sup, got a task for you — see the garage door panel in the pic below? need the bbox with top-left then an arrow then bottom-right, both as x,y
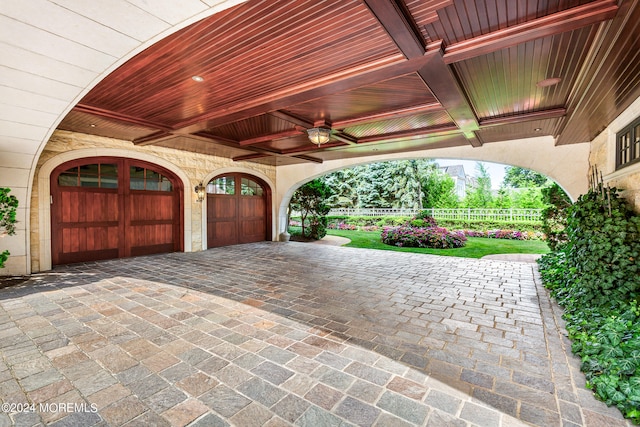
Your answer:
52,158 -> 182,265
208,197 -> 236,220
239,219 -> 266,243
208,221 -> 237,247
207,174 -> 268,249
61,225 -> 119,253
130,193 -> 174,221
239,197 -> 264,218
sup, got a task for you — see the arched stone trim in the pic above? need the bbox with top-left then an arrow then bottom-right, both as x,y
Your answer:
37,148 -> 192,271
200,167 -> 276,248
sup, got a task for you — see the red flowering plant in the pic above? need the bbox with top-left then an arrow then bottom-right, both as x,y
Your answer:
381,213 -> 466,249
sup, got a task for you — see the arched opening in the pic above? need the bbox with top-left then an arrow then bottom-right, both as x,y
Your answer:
206,173 -> 272,248
50,157 -> 184,265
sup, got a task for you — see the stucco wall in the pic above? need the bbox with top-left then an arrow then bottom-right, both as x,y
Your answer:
590,95 -> 640,211
30,130 -> 276,272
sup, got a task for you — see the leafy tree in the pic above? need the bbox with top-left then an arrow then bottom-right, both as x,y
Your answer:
510,187 -> 546,209
420,165 -> 459,208
541,183 -> 572,250
491,187 -> 513,209
463,163 -> 493,208
0,188 -> 19,268
289,179 -> 334,239
354,163 -> 396,208
322,168 -> 360,208
389,160 -> 423,209
503,166 -> 549,188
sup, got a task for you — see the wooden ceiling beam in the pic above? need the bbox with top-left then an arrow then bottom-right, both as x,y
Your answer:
442,0 -> 618,64
133,131 -> 174,146
175,53 -> 433,132
280,141 -> 347,155
194,131 -> 323,163
330,133 -> 358,145
363,0 -> 426,59
74,104 -> 172,132
479,108 -> 567,127
417,43 -> 481,146
238,127 -> 305,146
362,1 -> 481,148
332,102 -> 443,129
232,153 -> 271,161
356,123 -> 459,143
292,154 -> 324,164
269,111 -> 315,128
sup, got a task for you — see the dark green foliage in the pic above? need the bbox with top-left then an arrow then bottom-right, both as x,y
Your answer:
290,179 -> 334,240
410,212 -> 437,228
537,186 -> 640,423
565,187 -> 640,307
325,216 -> 543,233
541,183 -> 572,251
0,188 -> 19,268
463,163 -> 493,208
435,219 -> 543,233
503,166 -> 549,188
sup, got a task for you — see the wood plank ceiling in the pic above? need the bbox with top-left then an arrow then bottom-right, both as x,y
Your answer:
57,0 -> 640,165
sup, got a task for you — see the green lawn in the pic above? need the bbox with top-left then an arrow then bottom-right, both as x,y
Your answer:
325,229 -> 550,258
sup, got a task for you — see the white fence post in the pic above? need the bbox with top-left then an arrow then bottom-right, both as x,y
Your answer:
326,208 -> 542,221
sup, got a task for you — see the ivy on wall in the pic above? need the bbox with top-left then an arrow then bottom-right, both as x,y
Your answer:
538,182 -> 640,423
0,188 -> 19,268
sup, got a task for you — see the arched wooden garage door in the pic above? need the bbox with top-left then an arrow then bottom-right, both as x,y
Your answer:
51,157 -> 183,265
207,173 -> 271,248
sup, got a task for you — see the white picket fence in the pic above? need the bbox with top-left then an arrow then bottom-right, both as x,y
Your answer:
327,208 -> 542,222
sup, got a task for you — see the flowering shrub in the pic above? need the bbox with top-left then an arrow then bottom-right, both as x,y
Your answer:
327,222 -> 357,230
360,225 -> 380,232
381,226 -> 466,249
459,229 -> 544,240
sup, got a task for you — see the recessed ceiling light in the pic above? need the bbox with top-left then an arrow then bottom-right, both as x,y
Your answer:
191,75 -> 204,82
534,127 -> 542,132
536,77 -> 561,88
90,124 -> 96,128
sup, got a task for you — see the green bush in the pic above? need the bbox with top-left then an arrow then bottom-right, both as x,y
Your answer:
381,226 -> 466,249
565,188 -> 640,308
327,216 -> 542,233
431,219 -> 542,233
0,188 -> 19,269
541,183 -> 571,251
537,186 -> 640,423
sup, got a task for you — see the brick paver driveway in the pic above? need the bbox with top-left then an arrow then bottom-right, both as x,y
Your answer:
0,243 -> 632,426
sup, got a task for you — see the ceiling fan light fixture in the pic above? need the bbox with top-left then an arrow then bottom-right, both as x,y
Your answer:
307,127 -> 331,146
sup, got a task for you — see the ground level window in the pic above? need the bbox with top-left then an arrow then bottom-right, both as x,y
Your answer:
616,117 -> 640,169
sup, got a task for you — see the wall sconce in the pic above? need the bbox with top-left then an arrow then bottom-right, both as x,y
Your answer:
194,182 -> 205,202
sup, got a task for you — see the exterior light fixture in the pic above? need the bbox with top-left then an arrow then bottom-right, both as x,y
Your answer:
306,127 -> 331,147
194,182 -> 205,202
